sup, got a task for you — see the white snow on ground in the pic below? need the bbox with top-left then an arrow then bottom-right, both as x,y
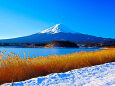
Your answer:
2,62 -> 115,86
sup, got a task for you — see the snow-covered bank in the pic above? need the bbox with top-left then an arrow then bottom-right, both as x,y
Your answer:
2,62 -> 115,86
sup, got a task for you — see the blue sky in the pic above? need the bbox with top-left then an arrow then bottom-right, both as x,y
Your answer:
0,0 -> 115,39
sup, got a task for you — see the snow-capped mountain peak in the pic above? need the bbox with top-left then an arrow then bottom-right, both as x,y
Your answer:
40,24 -> 64,34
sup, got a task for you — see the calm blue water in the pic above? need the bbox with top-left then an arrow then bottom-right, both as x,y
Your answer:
0,48 -> 101,58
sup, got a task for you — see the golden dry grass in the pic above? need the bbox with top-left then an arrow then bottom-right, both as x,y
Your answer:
0,48 -> 115,84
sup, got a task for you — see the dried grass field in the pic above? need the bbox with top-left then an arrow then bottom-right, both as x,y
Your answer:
0,48 -> 115,84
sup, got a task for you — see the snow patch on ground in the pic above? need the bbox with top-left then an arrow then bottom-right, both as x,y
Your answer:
2,62 -> 115,86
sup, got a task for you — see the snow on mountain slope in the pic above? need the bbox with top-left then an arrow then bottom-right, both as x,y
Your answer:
2,62 -> 115,86
0,24 -> 114,43
40,24 -> 64,34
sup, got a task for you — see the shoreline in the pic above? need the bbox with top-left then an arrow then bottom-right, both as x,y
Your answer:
0,48 -> 115,84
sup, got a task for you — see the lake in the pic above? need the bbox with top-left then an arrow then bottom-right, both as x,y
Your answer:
0,48 -> 101,58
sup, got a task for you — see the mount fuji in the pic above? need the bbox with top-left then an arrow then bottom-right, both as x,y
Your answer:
0,24 -> 114,43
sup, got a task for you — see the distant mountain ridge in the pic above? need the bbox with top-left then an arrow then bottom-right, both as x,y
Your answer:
43,40 -> 78,48
0,24 -> 114,43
